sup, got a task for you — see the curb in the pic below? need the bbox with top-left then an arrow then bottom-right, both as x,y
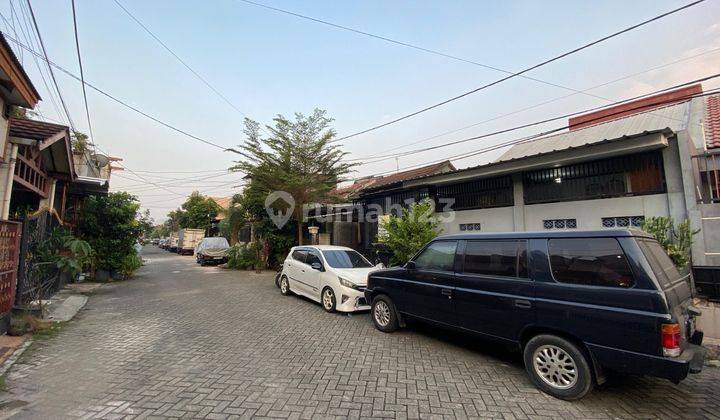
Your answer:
0,339 -> 32,377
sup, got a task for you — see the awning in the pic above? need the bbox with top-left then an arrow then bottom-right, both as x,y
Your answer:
8,118 -> 75,179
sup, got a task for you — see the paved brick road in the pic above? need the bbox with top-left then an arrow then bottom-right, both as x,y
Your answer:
2,246 -> 720,419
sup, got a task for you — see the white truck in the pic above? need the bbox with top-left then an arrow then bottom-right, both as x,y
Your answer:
177,228 -> 205,255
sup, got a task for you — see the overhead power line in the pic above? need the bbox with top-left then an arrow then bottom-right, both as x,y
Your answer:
113,0 -> 256,123
2,33 -> 241,154
360,87 -> 720,179
352,46 -> 720,161
25,0 -> 76,130
333,0 -> 706,142
236,0 -> 646,109
353,73 -> 720,165
70,0 -> 95,144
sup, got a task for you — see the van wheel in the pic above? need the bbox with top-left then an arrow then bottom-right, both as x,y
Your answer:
280,276 -> 291,296
371,295 -> 399,333
523,334 -> 593,401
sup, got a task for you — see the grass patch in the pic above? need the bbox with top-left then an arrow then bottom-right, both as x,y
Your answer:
31,321 -> 65,340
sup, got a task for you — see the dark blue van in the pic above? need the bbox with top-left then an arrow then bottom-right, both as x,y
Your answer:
364,230 -> 705,400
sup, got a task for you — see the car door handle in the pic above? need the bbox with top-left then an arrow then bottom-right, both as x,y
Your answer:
441,288 -> 453,299
514,299 -> 532,309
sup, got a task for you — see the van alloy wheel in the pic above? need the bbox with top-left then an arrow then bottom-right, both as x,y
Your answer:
373,300 -> 391,327
532,345 -> 578,389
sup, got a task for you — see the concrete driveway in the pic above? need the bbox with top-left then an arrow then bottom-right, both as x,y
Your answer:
2,245 -> 720,419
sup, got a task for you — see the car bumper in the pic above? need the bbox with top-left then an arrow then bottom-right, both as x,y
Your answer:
587,339 -> 706,383
336,288 -> 370,312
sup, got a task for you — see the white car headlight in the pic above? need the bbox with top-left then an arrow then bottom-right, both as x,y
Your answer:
338,276 -> 360,290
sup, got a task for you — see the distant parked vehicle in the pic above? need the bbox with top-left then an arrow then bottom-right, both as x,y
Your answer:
364,230 -> 705,400
168,234 -> 179,253
195,237 -> 230,266
278,245 -> 382,313
178,229 -> 204,256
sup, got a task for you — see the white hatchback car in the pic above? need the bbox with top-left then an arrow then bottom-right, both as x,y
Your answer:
279,245 -> 380,313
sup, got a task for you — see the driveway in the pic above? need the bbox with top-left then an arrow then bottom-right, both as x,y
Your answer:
2,246 -> 720,419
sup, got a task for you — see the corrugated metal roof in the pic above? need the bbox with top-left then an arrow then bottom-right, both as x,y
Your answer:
495,100 -> 690,163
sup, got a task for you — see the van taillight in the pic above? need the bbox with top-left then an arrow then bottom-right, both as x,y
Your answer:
661,323 -> 681,357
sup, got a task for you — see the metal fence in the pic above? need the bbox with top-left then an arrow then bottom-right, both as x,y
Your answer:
15,210 -> 65,307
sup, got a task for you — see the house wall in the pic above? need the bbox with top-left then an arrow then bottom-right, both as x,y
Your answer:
522,194 -> 670,230
438,195 -> 670,234
439,206 -> 515,234
0,96 -> 7,161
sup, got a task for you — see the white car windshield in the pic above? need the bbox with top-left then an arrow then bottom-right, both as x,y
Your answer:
322,250 -> 372,268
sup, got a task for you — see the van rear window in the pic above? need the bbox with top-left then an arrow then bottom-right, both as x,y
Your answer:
548,238 -> 634,288
637,239 -> 684,289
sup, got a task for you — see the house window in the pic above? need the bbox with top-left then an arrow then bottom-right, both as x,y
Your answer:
543,219 -> 577,230
523,151 -> 666,205
601,215 -> 645,228
436,175 -> 513,211
459,223 -> 482,231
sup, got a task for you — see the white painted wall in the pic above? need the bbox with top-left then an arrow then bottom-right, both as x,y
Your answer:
524,194 -> 670,230
437,194 -> 670,234
439,206 -> 515,234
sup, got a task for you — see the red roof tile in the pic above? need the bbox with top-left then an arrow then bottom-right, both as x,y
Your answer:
330,161 -> 456,200
569,84 -> 702,130
706,95 -> 720,149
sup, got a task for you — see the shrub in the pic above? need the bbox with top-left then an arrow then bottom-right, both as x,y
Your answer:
377,199 -> 442,266
119,254 -> 142,278
79,192 -> 142,272
642,217 -> 699,269
226,242 -> 262,270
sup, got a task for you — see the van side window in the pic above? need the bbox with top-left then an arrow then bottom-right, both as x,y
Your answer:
548,238 -> 634,288
414,241 -> 457,271
291,250 -> 307,263
464,241 -> 527,278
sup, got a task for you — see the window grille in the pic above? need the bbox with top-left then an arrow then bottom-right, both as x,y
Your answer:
543,219 -> 577,229
601,215 -> 645,228
436,175 -> 513,211
524,151 -> 665,204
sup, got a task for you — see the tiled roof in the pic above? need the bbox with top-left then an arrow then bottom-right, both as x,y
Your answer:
331,161 -> 456,199
706,95 -> 720,149
362,161 -> 456,191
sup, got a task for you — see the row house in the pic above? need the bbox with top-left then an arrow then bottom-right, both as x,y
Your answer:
0,33 -> 115,331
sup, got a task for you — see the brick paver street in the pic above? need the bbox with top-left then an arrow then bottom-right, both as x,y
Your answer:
2,246 -> 720,419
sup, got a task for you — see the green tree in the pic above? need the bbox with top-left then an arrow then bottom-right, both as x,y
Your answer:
137,209 -> 155,238
231,109 -> 354,244
377,199 -> 442,266
72,131 -> 90,154
79,192 -> 143,272
175,192 -> 222,231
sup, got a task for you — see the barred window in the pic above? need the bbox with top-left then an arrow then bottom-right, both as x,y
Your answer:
436,176 -> 513,211
523,151 -> 665,204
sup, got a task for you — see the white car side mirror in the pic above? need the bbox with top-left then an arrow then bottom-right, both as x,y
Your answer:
375,263 -> 386,269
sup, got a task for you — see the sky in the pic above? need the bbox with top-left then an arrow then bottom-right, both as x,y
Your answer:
0,0 -> 718,222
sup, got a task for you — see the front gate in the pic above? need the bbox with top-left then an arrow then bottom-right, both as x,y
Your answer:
15,209 -> 64,308
0,221 -> 21,333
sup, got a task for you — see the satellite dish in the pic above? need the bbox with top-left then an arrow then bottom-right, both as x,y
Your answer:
91,153 -> 110,167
